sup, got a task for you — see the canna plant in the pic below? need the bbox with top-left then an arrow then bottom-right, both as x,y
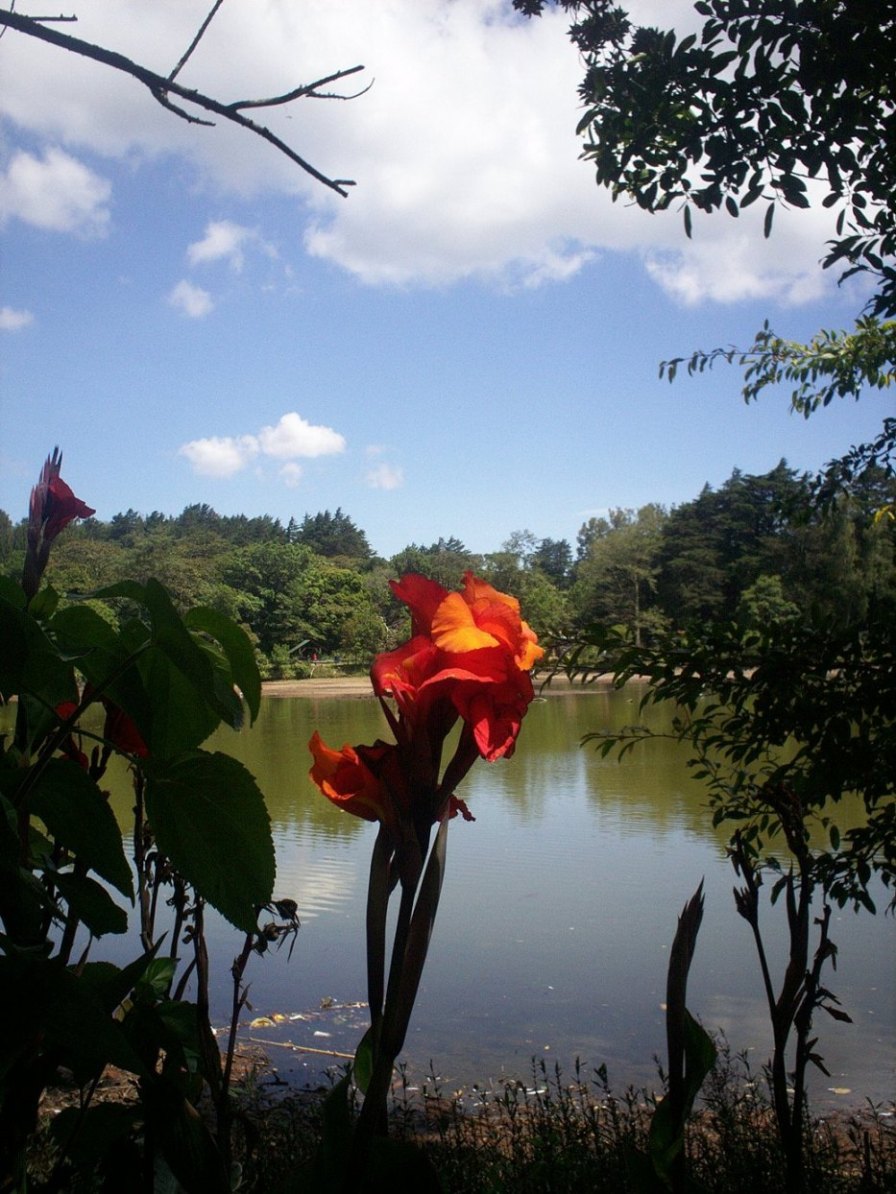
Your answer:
308,571 -> 543,1189
0,450 -> 283,1192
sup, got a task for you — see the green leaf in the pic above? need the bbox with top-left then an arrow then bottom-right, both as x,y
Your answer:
80,945 -> 162,1015
50,604 -> 152,735
28,584 -> 61,621
81,581 -> 242,751
682,1009 -> 717,1111
145,751 -> 274,933
763,201 -> 775,237
54,872 -> 128,937
185,606 -> 262,723
29,759 -> 133,899
134,956 -> 179,1004
140,649 -> 220,758
353,1025 -> 377,1096
141,580 -> 243,728
0,588 -> 77,721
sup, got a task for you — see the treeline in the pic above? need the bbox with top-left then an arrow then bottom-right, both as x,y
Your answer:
1,460 -> 893,676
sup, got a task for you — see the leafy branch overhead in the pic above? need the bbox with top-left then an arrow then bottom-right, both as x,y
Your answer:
0,4 -> 368,196
661,318 -> 896,416
516,0 -> 896,415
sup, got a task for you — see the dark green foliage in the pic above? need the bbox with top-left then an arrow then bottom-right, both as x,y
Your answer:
517,0 -> 896,320
293,507 -> 372,560
516,0 -> 895,418
1,455 -> 892,669
0,548 -> 281,1188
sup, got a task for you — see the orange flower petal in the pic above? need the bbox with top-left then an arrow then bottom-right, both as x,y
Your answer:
431,592 -> 500,653
308,731 -> 386,822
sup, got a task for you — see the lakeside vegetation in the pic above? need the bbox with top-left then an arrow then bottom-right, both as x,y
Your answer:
2,458 -> 893,679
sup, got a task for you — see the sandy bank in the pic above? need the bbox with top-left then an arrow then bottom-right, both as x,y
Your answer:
261,672 -> 629,699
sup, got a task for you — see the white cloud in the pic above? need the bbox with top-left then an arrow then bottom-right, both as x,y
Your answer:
257,411 -> 346,459
366,462 -> 403,490
0,306 -> 34,331
168,279 -> 214,318
178,434 -> 258,478
0,0 -> 842,302
187,219 -> 274,271
279,462 -> 303,487
179,411 -> 345,481
0,147 -> 110,235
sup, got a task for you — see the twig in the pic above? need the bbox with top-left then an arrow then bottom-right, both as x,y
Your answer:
247,1036 -> 354,1060
168,0 -> 224,83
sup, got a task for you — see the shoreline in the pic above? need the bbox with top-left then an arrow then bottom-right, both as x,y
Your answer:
260,671 -> 630,699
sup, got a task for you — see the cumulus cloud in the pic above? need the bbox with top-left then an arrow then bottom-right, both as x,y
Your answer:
187,219 -> 274,271
179,411 -> 345,481
0,0 -> 841,303
178,434 -> 258,478
0,147 -> 110,235
257,411 -> 346,459
168,279 -> 214,318
0,306 -> 34,331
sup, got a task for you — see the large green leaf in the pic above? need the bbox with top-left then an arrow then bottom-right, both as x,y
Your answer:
28,759 -> 133,899
145,751 -> 274,932
141,580 -> 243,728
0,580 -> 28,695
54,872 -> 128,937
139,649 -> 220,758
82,581 -> 245,752
50,604 -> 152,736
185,606 -> 261,723
0,581 -> 77,720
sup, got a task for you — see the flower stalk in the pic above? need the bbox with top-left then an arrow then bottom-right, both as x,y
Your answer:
308,571 -> 542,1184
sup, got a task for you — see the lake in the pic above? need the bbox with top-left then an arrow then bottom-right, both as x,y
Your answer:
26,684 -> 896,1107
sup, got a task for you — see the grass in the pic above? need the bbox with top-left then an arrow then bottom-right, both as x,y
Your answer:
240,1041 -> 896,1193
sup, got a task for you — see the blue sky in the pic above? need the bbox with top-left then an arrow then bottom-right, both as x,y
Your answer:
1,0 -> 890,559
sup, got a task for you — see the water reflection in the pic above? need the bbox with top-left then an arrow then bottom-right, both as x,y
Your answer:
6,688 -> 894,1106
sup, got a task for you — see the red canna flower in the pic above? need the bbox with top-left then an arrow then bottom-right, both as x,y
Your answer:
308,731 -> 473,830
373,572 -> 542,765
102,699 -> 149,759
310,571 -> 540,835
55,700 -> 90,770
29,448 -> 95,544
24,448 -> 95,598
309,732 -> 395,826
392,571 -> 543,672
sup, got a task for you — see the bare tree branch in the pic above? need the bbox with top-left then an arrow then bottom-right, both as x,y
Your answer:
230,68 -> 374,112
0,7 -> 361,195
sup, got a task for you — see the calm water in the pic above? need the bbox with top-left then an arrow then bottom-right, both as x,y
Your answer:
23,689 -> 896,1105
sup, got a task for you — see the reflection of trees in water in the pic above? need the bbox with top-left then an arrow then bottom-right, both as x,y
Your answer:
184,690 -> 861,852
486,691 -> 704,836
